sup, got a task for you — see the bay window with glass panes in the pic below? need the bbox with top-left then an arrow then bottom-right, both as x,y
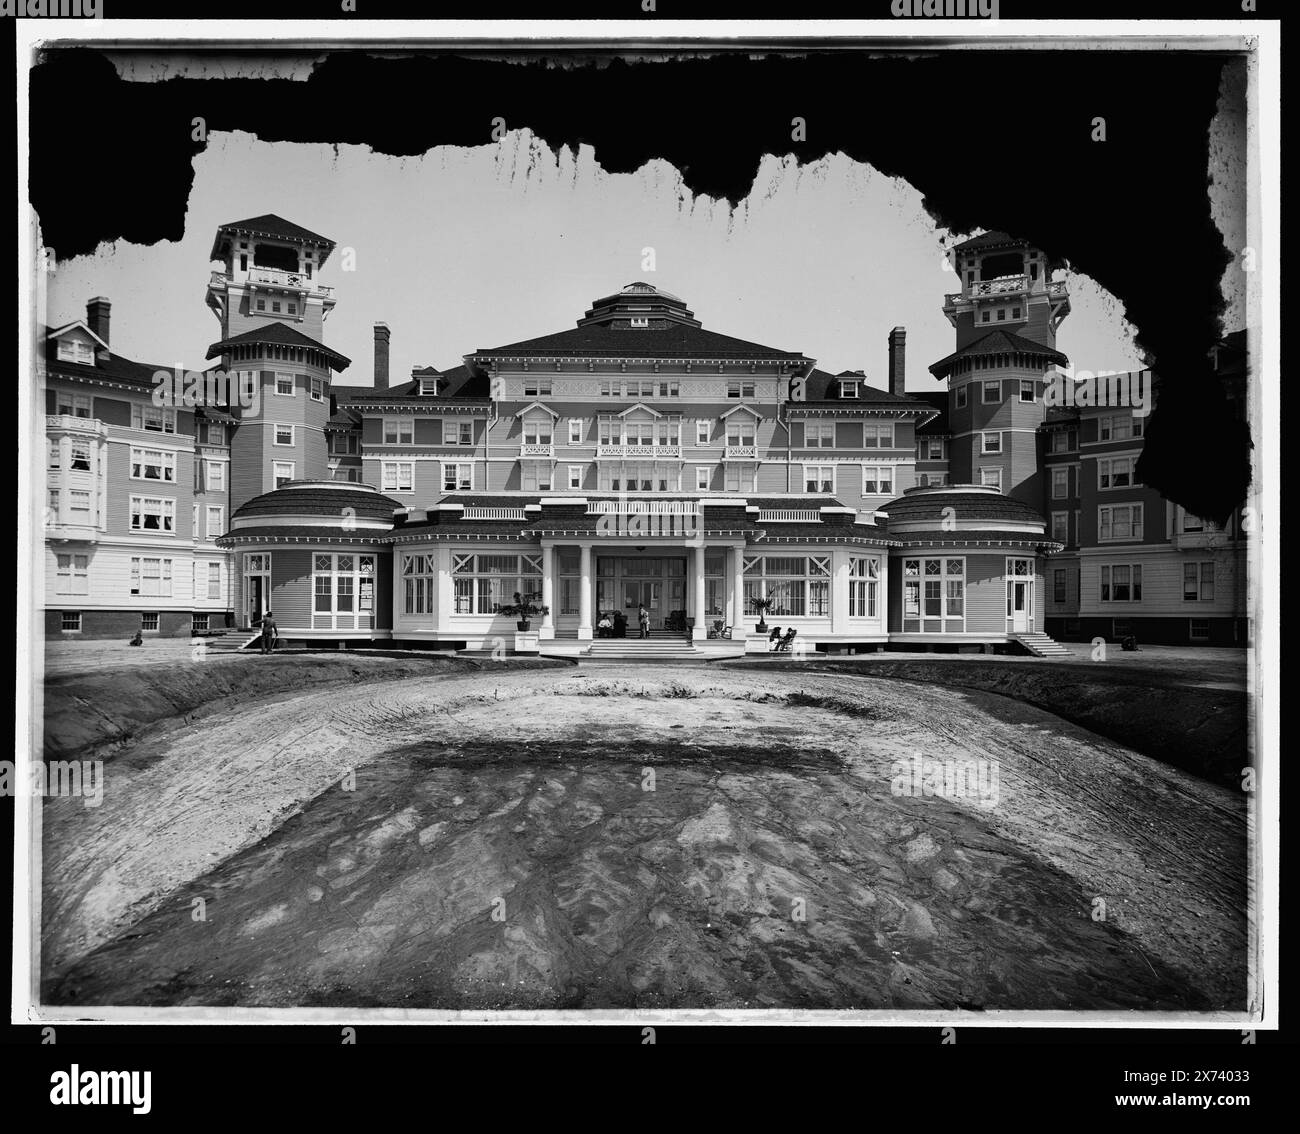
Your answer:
743,555 -> 831,618
848,556 -> 881,619
312,552 -> 377,630
901,557 -> 965,632
451,553 -> 542,616
401,553 -> 438,616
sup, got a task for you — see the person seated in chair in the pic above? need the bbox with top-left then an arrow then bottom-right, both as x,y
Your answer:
128,630 -> 144,647
768,626 -> 783,649
597,613 -> 613,638
775,628 -> 798,653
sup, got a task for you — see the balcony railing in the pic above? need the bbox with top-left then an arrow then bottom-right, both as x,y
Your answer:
596,443 -> 681,459
520,442 -> 555,458
45,520 -> 100,543
587,499 -> 699,515
47,414 -> 107,436
1047,280 -> 1068,297
757,509 -> 820,523
724,444 -> 757,460
971,275 -> 1028,297
463,507 -> 528,521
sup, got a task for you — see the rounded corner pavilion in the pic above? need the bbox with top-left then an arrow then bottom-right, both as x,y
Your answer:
216,480 -> 400,642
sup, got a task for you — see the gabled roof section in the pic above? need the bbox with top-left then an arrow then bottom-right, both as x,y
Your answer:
470,323 -> 811,364
42,324 -> 174,391
46,320 -> 109,351
791,369 -> 939,421
720,403 -> 763,419
615,401 -> 664,418
205,321 -> 351,371
210,214 -> 336,262
928,329 -> 1068,380
335,364 -> 492,407
517,400 -> 560,419
914,392 -> 951,436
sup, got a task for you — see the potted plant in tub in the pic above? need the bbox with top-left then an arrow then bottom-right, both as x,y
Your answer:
751,595 -> 774,634
495,591 -> 550,632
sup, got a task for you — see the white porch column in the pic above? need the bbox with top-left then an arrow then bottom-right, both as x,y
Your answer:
540,544 -> 555,640
832,550 -> 850,638
691,544 -> 707,640
732,545 -> 747,634
577,542 -> 593,640
437,546 -> 454,635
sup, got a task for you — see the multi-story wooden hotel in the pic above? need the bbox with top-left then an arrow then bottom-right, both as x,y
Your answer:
40,216 -> 1248,653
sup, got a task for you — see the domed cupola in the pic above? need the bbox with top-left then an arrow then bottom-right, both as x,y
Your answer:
576,282 -> 703,330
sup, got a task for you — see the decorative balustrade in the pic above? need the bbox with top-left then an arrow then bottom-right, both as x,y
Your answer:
971,275 -> 1028,297
520,443 -> 554,458
462,507 -> 528,521
47,414 -> 107,435
596,443 -> 681,459
757,509 -> 820,523
724,444 -> 757,459
586,499 -> 700,515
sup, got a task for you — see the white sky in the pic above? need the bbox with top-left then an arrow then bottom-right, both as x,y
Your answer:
42,129 -> 1148,390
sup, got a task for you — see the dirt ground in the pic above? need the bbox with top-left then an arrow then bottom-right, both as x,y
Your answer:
39,663 -> 1247,1012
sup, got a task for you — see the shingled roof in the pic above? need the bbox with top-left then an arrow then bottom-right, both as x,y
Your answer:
914,392 -> 951,435
928,329 -> 1068,380
205,321 -> 351,371
471,323 -> 811,363
43,325 -> 174,390
232,482 -> 399,522
209,214 -> 336,261
792,369 -> 938,416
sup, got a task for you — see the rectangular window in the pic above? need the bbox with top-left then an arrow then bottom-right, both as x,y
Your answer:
726,380 -> 757,399
255,298 -> 266,311
1099,503 -> 1144,542
131,404 -> 176,433
927,439 -> 944,460
522,379 -> 553,397
56,391 -> 92,417
69,489 -> 90,514
805,422 -> 835,448
1189,619 -> 1210,641
61,611 -> 81,632
982,432 -> 1002,454
129,447 -> 174,482
238,372 -> 257,401
695,466 -> 711,491
207,561 -> 222,599
382,461 -> 414,492
129,557 -> 173,597
839,380 -> 859,399
55,553 -> 90,595
955,385 -> 968,409
273,461 -> 294,487
980,467 -> 1002,490
443,462 -> 472,491
568,419 -> 583,444
310,377 -> 324,401
206,461 -> 226,491
1100,564 -> 1143,602
522,422 -> 553,446
129,496 -> 175,532
206,505 -> 223,539
1052,467 -> 1068,498
862,466 -> 894,496
696,420 -> 711,445
982,380 -> 1001,403
141,612 -> 160,632
69,440 -> 93,472
1051,512 -> 1069,543
450,553 -> 543,616
1183,561 -> 1215,601
805,465 -> 835,493
274,424 -> 294,446
1020,380 -> 1035,402
192,614 -> 210,634
568,465 -> 584,490
1098,456 -> 1138,489
1053,569 -> 1067,604
275,373 -> 295,396
383,417 -> 413,445
863,422 -> 893,448
848,557 -> 880,619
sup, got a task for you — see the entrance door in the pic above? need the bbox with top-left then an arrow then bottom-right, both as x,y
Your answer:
624,580 -> 662,626
246,575 -> 265,626
1009,580 -> 1030,632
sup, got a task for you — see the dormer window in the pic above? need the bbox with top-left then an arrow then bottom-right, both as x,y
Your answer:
629,317 -> 649,328
839,380 -> 859,399
56,339 -> 95,366
420,378 -> 439,396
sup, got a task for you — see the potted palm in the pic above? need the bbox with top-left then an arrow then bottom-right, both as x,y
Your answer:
751,595 -> 774,633
495,591 -> 549,632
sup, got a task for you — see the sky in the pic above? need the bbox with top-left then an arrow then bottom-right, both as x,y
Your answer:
41,128 -> 1152,391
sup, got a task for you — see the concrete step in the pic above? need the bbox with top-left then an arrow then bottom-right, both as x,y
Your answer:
204,631 -> 264,653
1013,632 -> 1072,658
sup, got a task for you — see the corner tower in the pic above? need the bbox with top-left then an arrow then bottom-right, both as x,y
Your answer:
204,214 -> 350,513
931,232 -> 1071,505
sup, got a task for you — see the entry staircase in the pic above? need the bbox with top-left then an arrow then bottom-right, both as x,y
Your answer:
1012,631 -> 1072,658
584,629 -> 700,662
202,629 -> 264,654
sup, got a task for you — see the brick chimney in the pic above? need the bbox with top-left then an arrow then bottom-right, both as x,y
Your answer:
87,297 -> 111,346
888,326 -> 906,397
373,322 -> 390,391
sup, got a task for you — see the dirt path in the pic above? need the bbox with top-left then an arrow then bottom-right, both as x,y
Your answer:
41,667 -> 1247,1011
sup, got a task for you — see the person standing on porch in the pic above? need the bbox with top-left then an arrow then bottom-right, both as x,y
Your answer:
638,604 -> 650,639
